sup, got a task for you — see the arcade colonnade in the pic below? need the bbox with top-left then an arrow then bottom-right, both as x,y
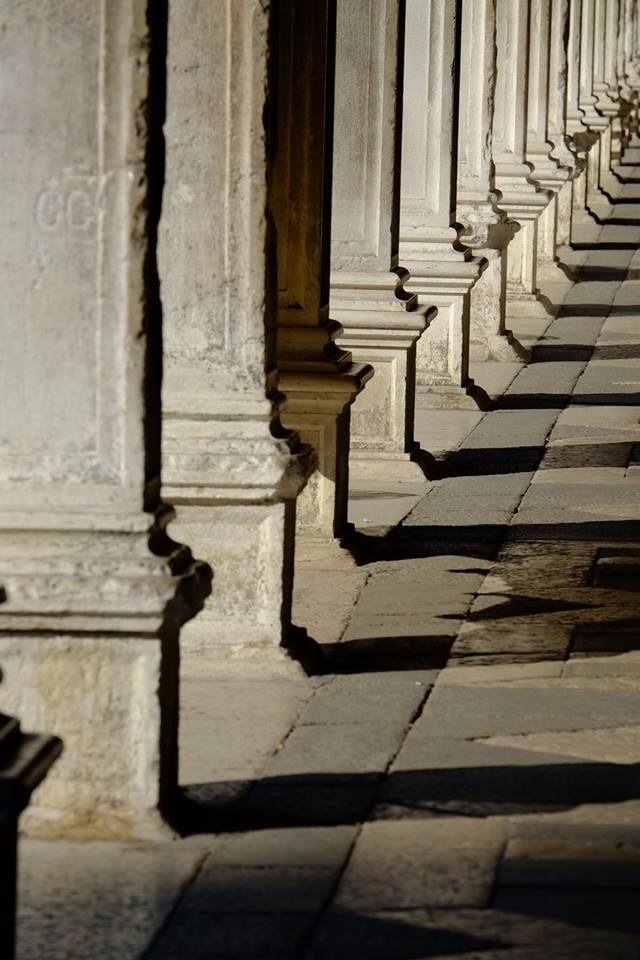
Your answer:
0,0 -> 638,838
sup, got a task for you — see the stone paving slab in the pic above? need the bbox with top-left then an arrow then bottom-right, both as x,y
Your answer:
417,682 -> 640,739
334,818 -> 505,911
17,840 -> 207,960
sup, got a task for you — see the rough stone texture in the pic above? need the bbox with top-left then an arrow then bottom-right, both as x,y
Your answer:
330,0 -> 431,480
274,0 -> 372,561
159,0 -> 315,667
457,0 -> 525,364
335,819 -> 506,910
0,0 -> 209,836
400,0 -> 484,402
17,840 -> 206,960
493,0 -> 552,319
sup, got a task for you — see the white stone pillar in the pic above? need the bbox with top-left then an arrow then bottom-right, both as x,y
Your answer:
614,0 -> 634,158
331,0 -> 433,481
622,0 -> 640,136
399,0 -> 488,406
580,0 -> 610,208
547,0 -> 582,247
455,0 -> 524,363
160,1 -> 321,673
0,0 -> 211,838
593,0 -> 620,181
493,0 -> 552,321
526,0 -> 573,284
274,0 -> 373,567
567,0 -> 596,237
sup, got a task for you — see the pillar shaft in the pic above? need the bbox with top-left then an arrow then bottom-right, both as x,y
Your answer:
400,0 -> 487,406
547,0 -> 581,246
160,1 -> 318,672
526,0 -> 572,279
493,0 -> 552,318
0,0 -> 210,837
273,0 -> 372,565
331,0 -> 432,481
455,0 -> 523,363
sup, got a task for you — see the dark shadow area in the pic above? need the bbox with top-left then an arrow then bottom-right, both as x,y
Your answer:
375,762 -> 640,820
439,593 -> 596,622
555,303 -> 640,316
497,391 -> 640,408
493,887 -> 640,939
350,519 -> 640,567
573,265 -> 640,280
178,761 -> 640,834
589,547 -> 640,591
318,634 -> 453,674
307,912 -> 504,960
445,442 -> 633,476
529,342 -> 593,362
571,619 -> 640,655
571,241 -> 638,250
444,446 -> 543,476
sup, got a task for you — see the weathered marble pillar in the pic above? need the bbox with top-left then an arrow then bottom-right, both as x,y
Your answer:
547,0 -> 582,247
160,2 -> 319,672
593,0 -> 620,182
493,0 -> 553,320
526,0 -> 573,283
580,0 -> 610,207
567,0 -> 596,235
399,0 -> 486,405
0,1 -> 210,837
622,0 -> 640,136
614,0 -> 634,159
331,0 -> 433,480
274,0 -> 372,566
455,0 -> 523,363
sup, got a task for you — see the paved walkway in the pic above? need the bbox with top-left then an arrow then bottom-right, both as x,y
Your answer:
17,165 -> 640,958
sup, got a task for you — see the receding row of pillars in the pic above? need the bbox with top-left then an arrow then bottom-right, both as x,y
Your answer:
0,0 -> 638,838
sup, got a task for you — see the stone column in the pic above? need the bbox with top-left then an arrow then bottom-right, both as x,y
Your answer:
621,0 -> 640,137
0,0 -> 211,837
614,0 -> 634,159
580,0 -> 610,208
593,0 -> 620,182
526,0 -> 573,284
331,0 -> 433,481
399,0 -> 487,406
274,0 -> 373,566
493,0 -> 553,321
455,0 -> 523,363
547,0 -> 582,247
567,0 -> 596,237
160,2 -> 322,674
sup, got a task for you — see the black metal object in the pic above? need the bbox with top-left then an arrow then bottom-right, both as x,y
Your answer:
0,713 -> 62,959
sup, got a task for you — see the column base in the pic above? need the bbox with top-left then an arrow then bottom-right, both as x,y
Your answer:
295,530 -> 359,569
0,633 -> 178,841
168,500 -> 321,675
178,622 -> 324,678
507,292 -> 556,321
416,379 -> 492,411
348,444 -> 435,483
470,332 -> 530,363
